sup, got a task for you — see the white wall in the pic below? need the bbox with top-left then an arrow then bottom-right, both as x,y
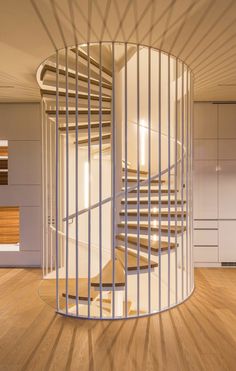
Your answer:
0,103 -> 41,266
118,47 -> 182,176
59,133 -> 112,278
193,103 -> 236,266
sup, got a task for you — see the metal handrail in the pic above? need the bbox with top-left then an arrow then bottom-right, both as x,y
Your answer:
49,224 -> 111,254
63,151 -> 185,223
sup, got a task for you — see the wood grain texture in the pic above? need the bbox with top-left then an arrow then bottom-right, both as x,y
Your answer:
116,246 -> 158,271
0,146 -> 8,156
0,268 -> 236,370
0,207 -> 19,244
116,234 -> 176,252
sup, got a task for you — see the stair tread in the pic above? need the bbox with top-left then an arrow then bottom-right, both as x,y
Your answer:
75,133 -> 111,145
122,167 -> 148,175
71,47 -> 112,77
122,187 -> 175,194
40,64 -> 112,89
62,278 -> 99,301
41,88 -> 111,102
116,246 -> 158,271
122,177 -> 164,183
121,199 -> 185,205
116,234 -> 176,252
46,108 -> 111,115
118,223 -> 186,233
94,298 -> 132,315
129,309 -> 147,316
91,259 -> 125,288
120,210 -> 187,217
59,121 -> 111,131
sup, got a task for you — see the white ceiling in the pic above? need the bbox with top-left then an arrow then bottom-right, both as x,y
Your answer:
1,0 -> 236,102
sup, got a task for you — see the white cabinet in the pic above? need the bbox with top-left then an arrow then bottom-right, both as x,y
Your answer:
193,161 -> 218,219
194,247 -> 218,263
218,161 -> 236,219
194,103 -> 236,265
219,139 -> 236,159
194,229 -> 218,246
219,105 -> 236,138
194,139 -> 217,160
194,103 -> 217,138
219,221 -> 236,262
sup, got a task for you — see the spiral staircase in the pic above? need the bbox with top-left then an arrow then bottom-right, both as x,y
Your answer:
38,44 -> 189,318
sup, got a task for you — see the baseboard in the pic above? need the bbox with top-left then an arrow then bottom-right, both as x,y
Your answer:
194,262 -> 221,268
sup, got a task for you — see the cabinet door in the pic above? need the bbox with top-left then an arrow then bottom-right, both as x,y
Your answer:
219,139 -> 236,160
194,103 -> 217,139
194,139 -> 217,160
219,221 -> 236,262
193,161 -> 218,219
219,105 -> 236,139
218,160 -> 236,219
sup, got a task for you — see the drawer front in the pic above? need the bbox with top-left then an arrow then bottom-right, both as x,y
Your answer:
194,220 -> 218,229
194,229 -> 218,246
194,247 -> 218,262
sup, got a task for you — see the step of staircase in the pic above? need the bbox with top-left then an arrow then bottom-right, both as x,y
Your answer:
94,298 -> 132,315
116,246 -> 158,271
62,278 -> 99,302
91,259 -> 125,289
122,167 -> 148,175
40,64 -> 112,90
119,210 -> 187,218
121,198 -> 185,206
117,223 -> 186,236
59,121 -> 111,132
41,88 -> 112,102
122,187 -> 175,194
116,234 -> 176,253
119,208 -> 186,222
71,47 -> 112,78
75,133 -> 111,146
46,108 -> 111,116
122,177 -> 164,184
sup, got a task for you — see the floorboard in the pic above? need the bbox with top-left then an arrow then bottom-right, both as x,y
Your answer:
0,268 -> 235,370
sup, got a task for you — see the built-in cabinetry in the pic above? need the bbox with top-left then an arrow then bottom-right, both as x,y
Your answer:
194,103 -> 236,266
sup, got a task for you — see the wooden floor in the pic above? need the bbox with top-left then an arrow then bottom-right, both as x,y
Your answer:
0,268 -> 236,370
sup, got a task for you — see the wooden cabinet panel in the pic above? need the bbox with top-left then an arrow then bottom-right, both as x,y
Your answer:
0,207 -> 19,244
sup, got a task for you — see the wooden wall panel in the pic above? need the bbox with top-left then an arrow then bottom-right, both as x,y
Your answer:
0,207 -> 19,244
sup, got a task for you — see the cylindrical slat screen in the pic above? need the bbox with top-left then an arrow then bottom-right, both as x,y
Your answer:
37,42 -> 194,319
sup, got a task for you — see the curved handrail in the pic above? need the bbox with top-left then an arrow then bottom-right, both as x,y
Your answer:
63,152 -> 186,223
49,224 -> 111,254
62,120 -> 186,222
